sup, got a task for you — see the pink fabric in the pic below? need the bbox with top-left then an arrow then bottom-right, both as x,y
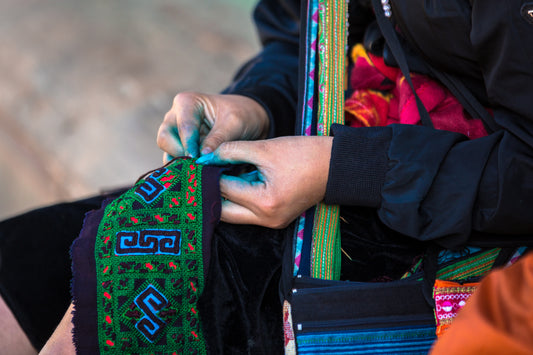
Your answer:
433,280 -> 479,337
346,47 -> 488,139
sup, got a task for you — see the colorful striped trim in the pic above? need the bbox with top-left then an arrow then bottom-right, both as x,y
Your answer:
310,0 -> 347,280
293,0 -> 320,277
315,0 -> 347,137
296,326 -> 436,354
436,248 -> 500,280
433,279 -> 479,337
401,248 -> 502,281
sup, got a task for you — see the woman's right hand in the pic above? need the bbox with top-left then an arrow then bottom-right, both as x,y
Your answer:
157,92 -> 269,160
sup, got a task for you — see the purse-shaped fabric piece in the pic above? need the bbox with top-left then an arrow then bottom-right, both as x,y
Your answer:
71,158 -> 224,354
287,246 -> 530,354
290,277 -> 436,354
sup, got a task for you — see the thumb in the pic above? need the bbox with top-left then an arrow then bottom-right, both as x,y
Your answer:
199,123 -> 234,156
196,141 -> 262,167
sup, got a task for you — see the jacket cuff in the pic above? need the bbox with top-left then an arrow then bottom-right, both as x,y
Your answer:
325,124 -> 391,207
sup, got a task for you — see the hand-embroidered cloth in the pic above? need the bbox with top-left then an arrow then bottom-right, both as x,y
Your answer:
71,158 -> 224,354
433,279 -> 478,337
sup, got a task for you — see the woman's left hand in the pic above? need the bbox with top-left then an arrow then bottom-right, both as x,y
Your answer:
196,136 -> 333,228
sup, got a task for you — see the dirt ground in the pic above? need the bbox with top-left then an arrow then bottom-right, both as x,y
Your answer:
0,0 -> 259,220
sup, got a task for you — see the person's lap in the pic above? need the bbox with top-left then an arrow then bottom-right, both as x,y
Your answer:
0,194 -> 293,353
0,195 -> 107,350
0,194 -> 420,353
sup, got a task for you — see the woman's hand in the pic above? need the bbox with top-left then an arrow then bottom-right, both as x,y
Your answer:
157,92 -> 269,160
197,136 -> 333,228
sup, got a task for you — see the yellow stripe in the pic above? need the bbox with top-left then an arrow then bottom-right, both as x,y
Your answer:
311,0 -> 346,280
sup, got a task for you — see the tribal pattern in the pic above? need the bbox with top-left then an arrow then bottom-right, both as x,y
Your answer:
95,159 -> 207,354
433,280 -> 478,337
310,0 -> 347,281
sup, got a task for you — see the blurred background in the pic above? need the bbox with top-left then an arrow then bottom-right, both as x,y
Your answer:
0,0 -> 259,220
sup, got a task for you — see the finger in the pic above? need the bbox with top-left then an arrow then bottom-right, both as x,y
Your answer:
162,152 -> 175,164
157,112 -> 185,157
217,140 -> 265,165
196,141 -> 262,166
177,122 -> 200,158
219,174 -> 265,214
200,118 -> 238,155
176,111 -> 200,158
198,124 -> 210,143
238,169 -> 260,182
220,199 -> 261,225
173,94 -> 205,158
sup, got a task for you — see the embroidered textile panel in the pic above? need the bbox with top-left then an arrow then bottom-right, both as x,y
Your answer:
310,0 -> 347,281
94,159 -> 207,354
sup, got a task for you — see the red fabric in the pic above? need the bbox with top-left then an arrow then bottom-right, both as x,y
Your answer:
345,45 -> 487,139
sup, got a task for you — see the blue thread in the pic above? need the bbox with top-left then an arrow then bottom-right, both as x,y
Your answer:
195,152 -> 214,165
135,168 -> 169,203
134,284 -> 169,342
115,230 -> 181,256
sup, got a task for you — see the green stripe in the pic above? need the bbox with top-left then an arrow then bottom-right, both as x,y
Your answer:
311,0 -> 346,280
437,248 -> 501,280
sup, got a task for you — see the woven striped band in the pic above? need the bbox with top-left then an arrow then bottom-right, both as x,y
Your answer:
310,0 -> 347,280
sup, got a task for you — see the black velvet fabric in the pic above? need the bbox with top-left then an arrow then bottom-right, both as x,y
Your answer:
0,194 -> 414,353
70,200 -> 108,354
339,206 -> 426,282
0,194 -> 110,350
0,192 -> 292,354
198,222 -> 293,355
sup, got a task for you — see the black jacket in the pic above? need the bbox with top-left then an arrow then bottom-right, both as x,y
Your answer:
224,0 -> 533,248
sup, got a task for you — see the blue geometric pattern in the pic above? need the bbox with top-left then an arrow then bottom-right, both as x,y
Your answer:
134,168 -> 169,203
115,229 -> 181,255
134,284 -> 169,343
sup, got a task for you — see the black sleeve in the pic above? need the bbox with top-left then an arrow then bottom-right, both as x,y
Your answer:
222,0 -> 301,138
325,0 -> 533,248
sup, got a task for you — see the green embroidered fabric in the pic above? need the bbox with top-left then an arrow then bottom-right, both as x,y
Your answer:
436,248 -> 500,281
401,248 -> 502,281
95,159 -> 207,354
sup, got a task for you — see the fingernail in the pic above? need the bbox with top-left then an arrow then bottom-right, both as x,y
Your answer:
185,148 -> 199,159
196,152 -> 214,165
201,147 -> 212,155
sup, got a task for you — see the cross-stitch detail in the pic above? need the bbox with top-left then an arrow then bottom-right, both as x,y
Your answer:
433,279 -> 478,337
283,301 -> 296,355
134,284 -> 169,342
95,159 -> 206,354
115,230 -> 181,256
135,167 -> 171,203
